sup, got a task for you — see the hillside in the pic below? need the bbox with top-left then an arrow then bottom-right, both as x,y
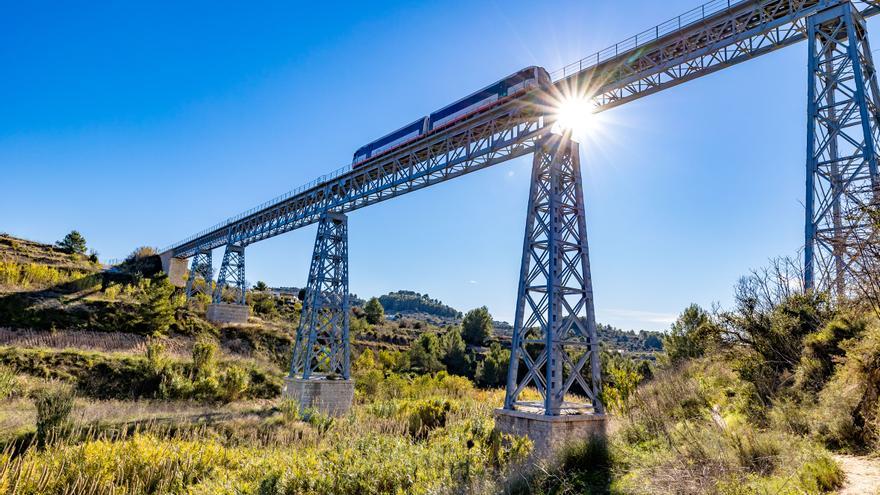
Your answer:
377,290 -> 462,321
2,231 -> 875,494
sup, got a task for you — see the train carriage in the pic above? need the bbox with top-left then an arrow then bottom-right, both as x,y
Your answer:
352,66 -> 551,168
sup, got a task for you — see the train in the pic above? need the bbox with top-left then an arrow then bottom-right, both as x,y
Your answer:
352,65 -> 552,167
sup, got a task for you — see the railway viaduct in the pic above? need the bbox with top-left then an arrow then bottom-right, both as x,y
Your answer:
158,0 -> 880,456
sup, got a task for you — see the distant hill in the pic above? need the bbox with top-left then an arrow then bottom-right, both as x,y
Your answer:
378,290 -> 462,320
597,323 -> 663,354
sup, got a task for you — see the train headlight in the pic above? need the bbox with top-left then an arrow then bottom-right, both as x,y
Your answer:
552,97 -> 597,141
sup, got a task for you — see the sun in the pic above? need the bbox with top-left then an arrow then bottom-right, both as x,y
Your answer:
552,96 -> 598,141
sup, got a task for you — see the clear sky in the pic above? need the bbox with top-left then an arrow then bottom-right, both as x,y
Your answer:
3,0 -> 869,331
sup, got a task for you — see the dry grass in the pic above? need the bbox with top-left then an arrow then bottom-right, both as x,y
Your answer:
0,375 -> 530,495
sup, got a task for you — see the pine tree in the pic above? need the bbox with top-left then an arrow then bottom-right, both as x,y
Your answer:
138,275 -> 176,336
476,342 -> 509,387
462,306 -> 493,346
56,230 -> 87,255
440,327 -> 470,376
365,297 -> 385,324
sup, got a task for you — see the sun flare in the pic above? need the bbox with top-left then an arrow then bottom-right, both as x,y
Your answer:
552,96 -> 598,141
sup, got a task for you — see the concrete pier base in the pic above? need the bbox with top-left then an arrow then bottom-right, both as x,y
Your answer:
494,408 -> 607,459
159,251 -> 189,287
282,377 -> 354,417
206,303 -> 249,324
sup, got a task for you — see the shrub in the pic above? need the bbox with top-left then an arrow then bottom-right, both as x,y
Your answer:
0,365 -> 17,399
602,353 -> 643,414
662,304 -> 720,366
250,292 -> 277,317
795,316 -> 865,392
33,386 -> 75,446
219,365 -> 250,402
475,343 -> 509,387
440,326 -> 471,376
812,322 -> 880,450
191,338 -> 218,381
0,261 -> 83,289
279,399 -> 300,423
408,333 -> 444,374
405,398 -> 451,439
103,283 -> 121,301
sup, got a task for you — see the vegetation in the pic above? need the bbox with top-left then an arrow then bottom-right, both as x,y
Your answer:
33,385 -> 75,446
462,306 -> 493,345
378,290 -> 461,319
0,372 -> 530,495
364,296 -> 384,324
55,230 -> 88,255
2,231 -> 878,493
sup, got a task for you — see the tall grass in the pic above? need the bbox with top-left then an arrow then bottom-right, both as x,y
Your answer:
0,260 -> 86,290
0,374 -> 529,495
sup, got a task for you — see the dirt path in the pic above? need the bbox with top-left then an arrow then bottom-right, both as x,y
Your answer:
835,455 -> 880,495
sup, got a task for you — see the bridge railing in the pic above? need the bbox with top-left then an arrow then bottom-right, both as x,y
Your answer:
549,0 -> 746,81
164,163 -> 353,253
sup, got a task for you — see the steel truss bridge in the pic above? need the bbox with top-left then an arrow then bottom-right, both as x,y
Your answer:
161,0 -> 880,418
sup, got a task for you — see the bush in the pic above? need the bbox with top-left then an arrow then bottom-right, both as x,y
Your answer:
662,304 -> 719,366
405,398 -> 451,439
795,316 -> 864,392
475,343 -> 509,387
191,338 -> 218,381
219,365 -> 250,402
33,386 -> 75,446
408,333 -> 444,374
250,292 -> 277,317
812,322 -> 880,450
0,365 -> 17,399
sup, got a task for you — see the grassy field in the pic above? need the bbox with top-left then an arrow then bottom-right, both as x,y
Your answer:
0,373 -> 532,495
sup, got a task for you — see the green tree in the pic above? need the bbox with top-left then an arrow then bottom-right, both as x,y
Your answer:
476,342 -> 509,387
138,275 -> 176,336
365,297 -> 385,325
601,352 -> 643,414
662,304 -> 719,366
126,246 -> 157,262
250,292 -> 277,317
440,326 -> 471,376
253,281 -> 269,292
56,230 -> 87,255
462,306 -> 493,346
408,333 -> 444,373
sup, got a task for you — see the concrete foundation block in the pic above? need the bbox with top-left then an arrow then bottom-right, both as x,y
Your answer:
159,251 -> 189,287
494,408 -> 607,459
282,377 -> 354,417
206,303 -> 249,324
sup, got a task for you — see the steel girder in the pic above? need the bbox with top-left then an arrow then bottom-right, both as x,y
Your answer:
805,2 -> 880,297
503,134 -> 603,416
169,107 -> 542,259
289,212 -> 351,380
185,248 -> 213,299
561,0 -> 833,111
213,244 -> 246,304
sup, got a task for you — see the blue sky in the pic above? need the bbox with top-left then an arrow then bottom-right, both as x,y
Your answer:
2,0 -> 863,331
